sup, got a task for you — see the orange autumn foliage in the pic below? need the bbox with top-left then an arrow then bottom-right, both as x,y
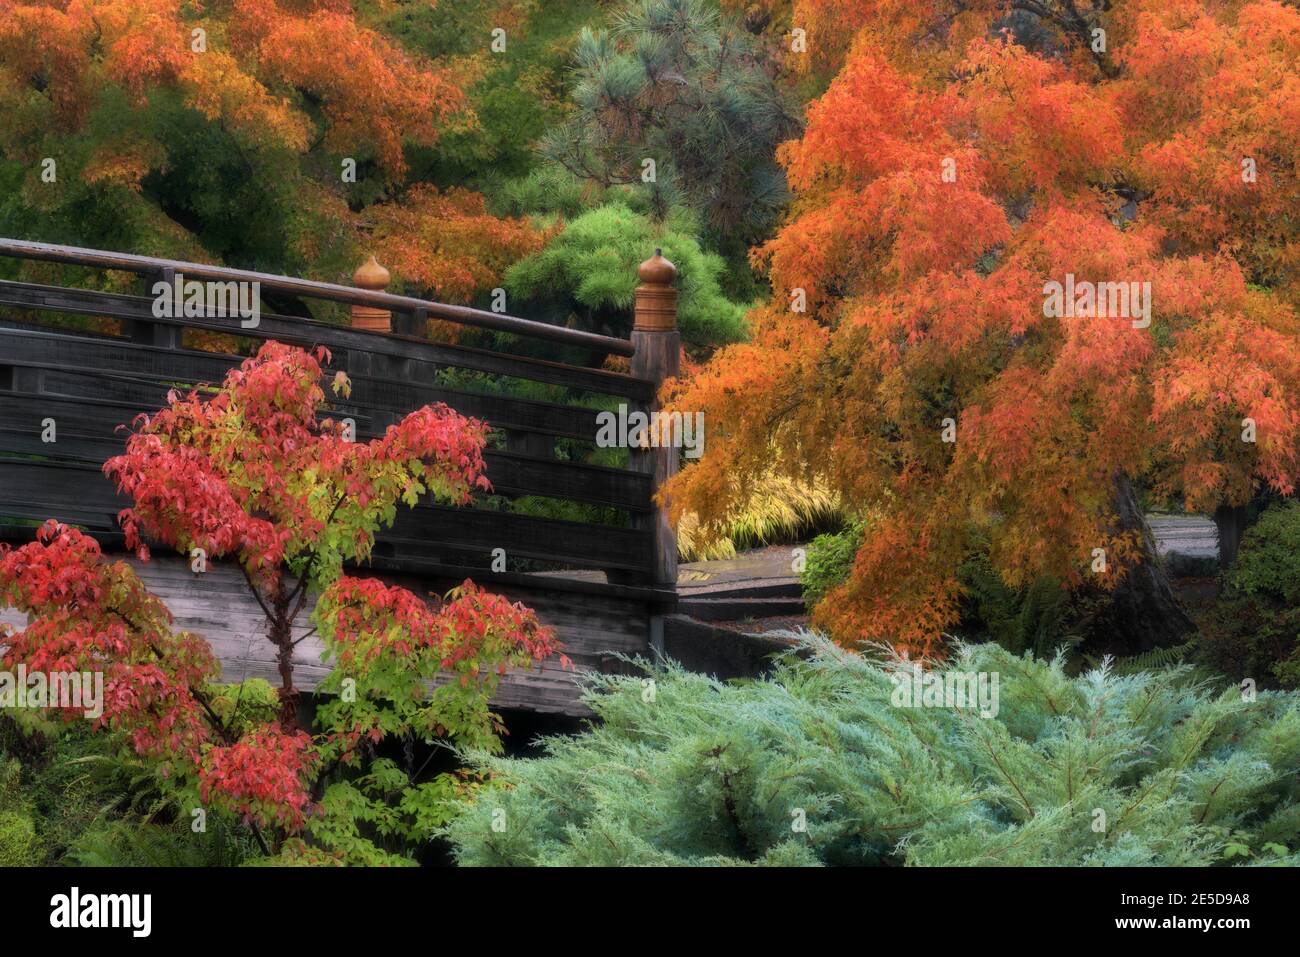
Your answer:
244,5 -> 466,177
0,0 -> 463,178
668,0 -> 1300,658
368,186 -> 548,304
0,0 -> 536,307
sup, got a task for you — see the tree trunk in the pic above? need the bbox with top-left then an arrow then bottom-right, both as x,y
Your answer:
275,632 -> 299,731
269,579 -> 300,731
1101,476 -> 1198,654
1213,503 -> 1248,569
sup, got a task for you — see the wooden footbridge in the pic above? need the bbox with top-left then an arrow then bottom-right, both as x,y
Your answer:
0,238 -> 686,715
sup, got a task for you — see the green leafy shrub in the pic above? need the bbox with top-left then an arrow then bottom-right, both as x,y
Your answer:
800,520 -> 865,606
65,817 -> 259,867
0,809 -> 38,866
207,678 -> 282,736
504,199 -> 749,352
0,714 -> 261,866
1199,501 -> 1300,689
1100,642 -> 1196,675
0,728 -> 104,865
0,757 -> 39,865
444,638 -> 1300,866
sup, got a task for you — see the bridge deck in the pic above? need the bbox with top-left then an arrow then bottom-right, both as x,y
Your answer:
1,555 -> 658,716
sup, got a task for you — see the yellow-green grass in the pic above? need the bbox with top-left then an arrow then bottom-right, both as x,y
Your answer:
677,473 -> 845,561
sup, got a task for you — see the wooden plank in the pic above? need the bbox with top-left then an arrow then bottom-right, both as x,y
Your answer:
1,324 -> 627,441
0,554 -> 651,716
363,505 -> 650,571
479,450 -> 648,510
0,459 -> 651,573
342,378 -> 611,443
0,394 -> 650,511
0,390 -> 373,434
0,281 -> 653,398
38,361 -> 610,444
0,326 -> 238,383
0,314 -> 121,339
30,371 -> 186,406
0,520 -> 673,605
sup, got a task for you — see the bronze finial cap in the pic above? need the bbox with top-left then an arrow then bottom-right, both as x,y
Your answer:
638,248 -> 677,286
352,256 -> 392,332
353,255 -> 390,291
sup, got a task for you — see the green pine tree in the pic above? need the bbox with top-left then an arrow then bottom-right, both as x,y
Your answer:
543,0 -> 800,249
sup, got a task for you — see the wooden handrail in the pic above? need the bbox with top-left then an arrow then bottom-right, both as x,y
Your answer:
0,237 -> 635,357
0,280 -> 655,399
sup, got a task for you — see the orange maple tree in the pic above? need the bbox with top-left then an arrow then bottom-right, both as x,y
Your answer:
670,0 -> 1300,657
367,185 -> 547,305
0,0 -> 538,303
0,0 -> 460,178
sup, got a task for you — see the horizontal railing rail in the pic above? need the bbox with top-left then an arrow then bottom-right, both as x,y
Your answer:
0,238 -> 636,357
0,392 -> 652,512
0,321 -> 637,453
0,279 -> 653,400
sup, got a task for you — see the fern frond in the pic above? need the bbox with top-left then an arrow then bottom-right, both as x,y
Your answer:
1090,642 -> 1195,675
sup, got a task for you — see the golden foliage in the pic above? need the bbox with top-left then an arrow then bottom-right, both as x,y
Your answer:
368,186 -> 549,303
676,469 -> 844,562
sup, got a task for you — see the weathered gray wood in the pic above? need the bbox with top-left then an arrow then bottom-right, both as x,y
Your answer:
0,459 -> 652,575
0,555 -> 650,716
1,325 -> 239,383
505,429 -> 555,460
0,239 -> 636,357
0,281 -> 652,398
26,361 -> 611,444
0,325 -> 652,511
630,328 -> 682,589
0,391 -> 373,436
0,320 -> 640,434
0,394 -> 649,511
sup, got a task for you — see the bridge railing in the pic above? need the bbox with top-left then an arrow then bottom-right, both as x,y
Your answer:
0,239 -> 680,600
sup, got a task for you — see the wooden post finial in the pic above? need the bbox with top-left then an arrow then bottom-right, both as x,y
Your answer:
634,249 -> 678,331
351,255 -> 392,333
